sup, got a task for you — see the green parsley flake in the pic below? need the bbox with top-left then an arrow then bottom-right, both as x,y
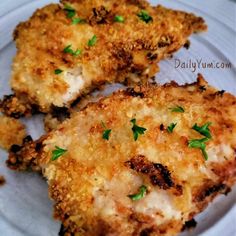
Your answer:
137,10 -> 153,23
101,121 -> 111,140
64,4 -> 76,19
167,123 -> 177,133
114,15 -> 125,23
63,45 -> 81,56
103,129 -> 111,140
170,106 -> 185,113
128,185 -> 147,201
130,118 -> 147,141
188,138 -> 209,160
51,146 -> 67,161
192,122 -> 212,138
72,17 -> 86,25
88,35 -> 97,46
54,69 -> 63,75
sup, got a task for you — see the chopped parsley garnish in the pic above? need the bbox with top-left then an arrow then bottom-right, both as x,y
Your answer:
51,146 -> 67,161
64,4 -> 76,19
188,138 -> 209,160
114,15 -> 125,23
170,106 -> 185,113
128,185 -> 147,201
87,35 -> 97,46
167,123 -> 177,133
130,118 -> 147,141
54,69 -> 63,75
103,129 -> 111,140
63,45 -> 81,56
101,121 -> 111,140
72,17 -> 86,25
137,10 -> 153,23
192,122 -> 212,139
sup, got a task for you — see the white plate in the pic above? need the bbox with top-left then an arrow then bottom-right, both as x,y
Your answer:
0,1 -> 235,236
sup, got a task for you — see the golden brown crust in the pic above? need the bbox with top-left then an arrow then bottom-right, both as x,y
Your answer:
7,74 -> 235,236
0,115 -> 27,150
4,0 -> 207,115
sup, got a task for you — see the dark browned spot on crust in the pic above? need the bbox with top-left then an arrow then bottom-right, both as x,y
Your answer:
205,90 -> 226,101
199,85 -> 206,92
148,76 -> 157,85
58,223 -> 76,236
129,212 -> 153,224
159,124 -> 165,131
31,104 -> 40,115
0,176 -> 6,186
194,183 -> 230,202
183,40 -> 191,50
13,27 -> 20,40
140,227 -> 154,236
147,52 -> 158,61
58,224 -> 67,236
181,218 -> 197,231
127,0 -> 149,8
51,106 -> 71,122
131,64 -> 146,76
214,90 -> 225,97
158,35 -> 172,48
89,6 -> 110,25
70,96 -> 82,108
125,155 -> 174,189
211,158 -> 236,185
174,184 -> 183,196
135,39 -> 158,51
114,48 -> 133,70
10,112 -> 22,119
9,144 -> 22,153
152,163 -> 173,188
35,142 -> 43,152
204,184 -> 226,196
126,88 -> 144,98
23,135 -> 33,144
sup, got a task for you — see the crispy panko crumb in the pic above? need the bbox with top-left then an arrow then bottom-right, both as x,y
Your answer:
0,115 -> 27,150
2,0 -> 207,116
0,175 -> 6,186
7,74 -> 236,236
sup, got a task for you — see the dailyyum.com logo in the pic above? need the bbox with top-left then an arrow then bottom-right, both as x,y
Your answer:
174,58 -> 232,73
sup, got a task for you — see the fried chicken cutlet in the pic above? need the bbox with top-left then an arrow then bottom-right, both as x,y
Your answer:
7,74 -> 236,236
0,0 -> 207,117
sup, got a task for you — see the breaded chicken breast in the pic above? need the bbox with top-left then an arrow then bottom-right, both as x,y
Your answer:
7,74 -> 236,236
0,0 -> 207,116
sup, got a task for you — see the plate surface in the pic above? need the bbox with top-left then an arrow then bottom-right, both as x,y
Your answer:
0,1 -> 235,236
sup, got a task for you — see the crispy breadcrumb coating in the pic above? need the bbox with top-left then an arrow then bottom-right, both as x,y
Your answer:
1,0 -> 207,115
0,115 -> 27,150
7,74 -> 236,236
